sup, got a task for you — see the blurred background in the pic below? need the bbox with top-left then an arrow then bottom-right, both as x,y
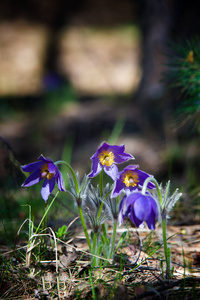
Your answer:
1,0 -> 200,244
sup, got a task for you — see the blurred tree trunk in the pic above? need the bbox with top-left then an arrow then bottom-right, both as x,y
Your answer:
134,0 -> 172,104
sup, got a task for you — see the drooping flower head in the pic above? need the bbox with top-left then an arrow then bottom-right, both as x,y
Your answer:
88,142 -> 134,181
118,191 -> 159,230
112,165 -> 155,197
21,155 -> 65,202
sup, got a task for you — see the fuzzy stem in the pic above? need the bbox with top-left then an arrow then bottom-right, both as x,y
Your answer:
98,170 -> 108,245
99,169 -> 103,197
109,221 -> 117,259
45,201 -> 48,229
162,218 -> 171,279
97,201 -> 104,220
141,177 -> 162,205
92,232 -> 98,267
55,160 -> 79,195
97,198 -> 108,248
142,176 -> 172,279
102,223 -> 108,242
78,205 -> 92,251
55,160 -> 91,251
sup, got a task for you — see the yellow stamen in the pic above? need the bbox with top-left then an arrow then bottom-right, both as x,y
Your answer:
122,171 -> 139,188
98,150 -> 115,167
41,163 -> 54,180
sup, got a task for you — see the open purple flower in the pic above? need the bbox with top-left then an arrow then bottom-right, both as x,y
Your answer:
118,191 -> 159,230
112,165 -> 155,197
88,142 -> 134,181
21,155 -> 65,202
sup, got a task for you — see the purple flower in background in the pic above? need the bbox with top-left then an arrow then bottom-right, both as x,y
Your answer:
21,155 -> 65,202
43,73 -> 63,91
88,142 -> 134,181
112,165 -> 155,197
118,191 -> 159,230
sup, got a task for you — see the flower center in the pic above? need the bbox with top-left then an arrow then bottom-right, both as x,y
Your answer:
98,150 -> 115,167
41,163 -> 54,180
122,171 -> 139,188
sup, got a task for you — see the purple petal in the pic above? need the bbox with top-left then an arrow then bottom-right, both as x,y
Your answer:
123,191 -> 158,229
124,192 -> 139,210
99,142 -> 109,151
110,144 -> 134,163
128,206 -> 144,228
41,178 -> 55,201
104,164 -> 118,181
21,161 -> 43,173
56,170 -> 66,191
150,196 -> 159,218
90,142 -> 109,161
125,187 -> 138,196
48,162 -> 58,175
147,196 -> 159,228
125,185 -> 138,194
112,175 -> 125,197
118,196 -> 128,225
88,158 -> 102,178
136,169 -> 155,189
118,208 -> 124,226
123,165 -> 139,171
22,170 -> 43,187
38,155 -> 53,164
133,196 -> 152,221
145,209 -> 156,230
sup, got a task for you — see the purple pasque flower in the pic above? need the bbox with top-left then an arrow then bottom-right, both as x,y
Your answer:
21,155 -> 65,202
112,165 -> 155,197
88,142 -> 134,181
118,191 -> 159,230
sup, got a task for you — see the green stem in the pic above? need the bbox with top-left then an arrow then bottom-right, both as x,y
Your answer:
98,170 -> 108,245
55,160 -> 92,251
78,205 -> 92,251
92,232 -> 98,266
97,201 -> 104,220
99,169 -> 103,197
97,202 -> 108,251
97,201 -> 108,248
141,177 -> 162,206
142,176 -> 172,278
45,201 -> 48,229
35,192 -> 59,235
28,205 -> 32,242
162,218 -> 171,279
101,223 -> 108,245
55,160 -> 79,195
109,221 -> 117,259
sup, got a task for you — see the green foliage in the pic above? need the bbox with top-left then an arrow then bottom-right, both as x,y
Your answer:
55,224 -> 68,239
169,38 -> 200,130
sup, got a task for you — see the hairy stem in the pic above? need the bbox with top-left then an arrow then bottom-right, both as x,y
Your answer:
109,221 -> 117,259
55,160 -> 79,195
78,205 -> 92,251
92,232 -> 98,267
162,218 -> 171,279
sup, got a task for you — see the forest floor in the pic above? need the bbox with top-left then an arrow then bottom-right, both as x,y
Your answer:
1,222 -> 200,299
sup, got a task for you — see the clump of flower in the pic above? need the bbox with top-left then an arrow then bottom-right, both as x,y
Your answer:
21,141 -> 182,278
21,155 -> 65,201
